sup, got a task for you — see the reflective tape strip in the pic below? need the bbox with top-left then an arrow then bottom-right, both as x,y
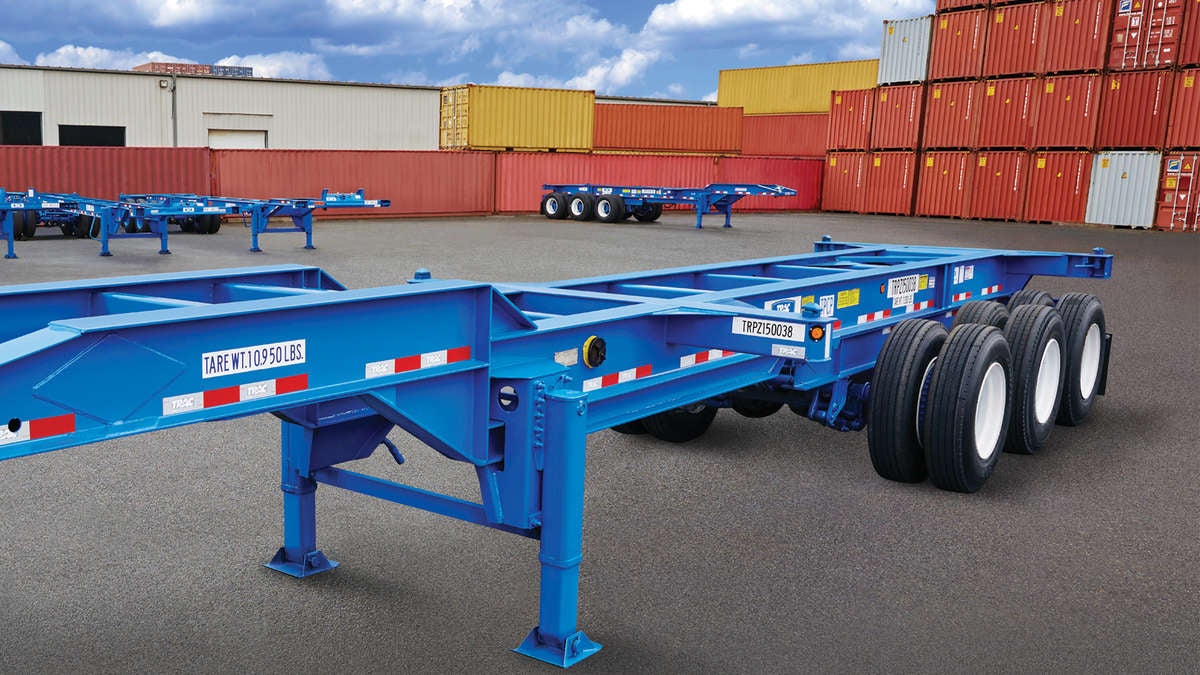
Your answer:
832,319 -> 843,330
365,346 -> 471,379
163,374 -> 308,416
679,349 -> 737,368
856,309 -> 892,325
980,284 -> 1003,296
0,414 -> 76,446
909,300 -> 933,312
952,291 -> 972,302
582,364 -> 653,392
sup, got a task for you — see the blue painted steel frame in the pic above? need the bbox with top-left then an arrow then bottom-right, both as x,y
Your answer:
541,183 -> 798,228
0,240 -> 1113,667
1,188 -> 388,258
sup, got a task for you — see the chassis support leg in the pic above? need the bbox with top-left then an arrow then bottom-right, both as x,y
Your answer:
4,213 -> 16,259
264,421 -> 339,577
249,211 -> 264,253
514,391 -> 601,667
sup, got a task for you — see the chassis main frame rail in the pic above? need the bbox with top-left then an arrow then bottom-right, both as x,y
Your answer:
1,188 -> 388,258
0,240 -> 1112,667
542,182 -> 797,228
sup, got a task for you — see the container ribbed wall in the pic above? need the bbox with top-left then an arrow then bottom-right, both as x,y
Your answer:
440,84 -> 594,151
717,61 -> 880,114
822,152 -> 869,212
1085,150 -> 1163,226
977,77 -> 1038,148
593,104 -> 742,154
923,81 -> 980,148
984,3 -> 1044,76
1096,69 -> 1175,149
864,152 -> 918,214
1166,69 -> 1200,147
1033,74 -> 1102,148
879,16 -> 933,84
1026,151 -> 1093,222
0,146 -> 209,199
968,151 -> 1031,219
1156,151 -> 1200,231
1184,1 -> 1200,66
741,114 -> 829,156
916,150 -> 974,217
872,84 -> 925,149
827,89 -> 875,150
1041,0 -> 1114,73
930,9 -> 988,81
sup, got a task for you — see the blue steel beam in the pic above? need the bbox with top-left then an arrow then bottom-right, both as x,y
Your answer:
542,183 -> 797,228
0,239 -> 1113,667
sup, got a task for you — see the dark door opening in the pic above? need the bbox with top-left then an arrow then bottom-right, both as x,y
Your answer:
58,124 -> 126,146
1,111 -> 43,145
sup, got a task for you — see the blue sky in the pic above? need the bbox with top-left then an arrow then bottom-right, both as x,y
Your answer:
0,1 -> 934,100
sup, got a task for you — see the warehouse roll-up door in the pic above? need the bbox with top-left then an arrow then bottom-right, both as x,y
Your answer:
208,129 -> 267,149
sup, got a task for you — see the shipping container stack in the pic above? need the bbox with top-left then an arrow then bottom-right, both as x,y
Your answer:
818,0 -> 1199,232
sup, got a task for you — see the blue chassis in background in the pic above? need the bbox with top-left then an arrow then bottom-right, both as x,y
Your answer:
0,188 -> 389,258
542,182 -> 797,228
0,239 -> 1112,667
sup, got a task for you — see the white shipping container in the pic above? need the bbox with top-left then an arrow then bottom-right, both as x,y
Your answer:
878,16 -> 933,85
1085,151 -> 1163,228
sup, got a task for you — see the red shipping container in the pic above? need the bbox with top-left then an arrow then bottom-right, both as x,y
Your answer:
930,9 -> 988,80
863,152 -> 918,215
494,152 -> 717,213
742,114 -> 829,156
916,151 -> 974,217
1156,151 -> 1199,230
1109,0 -> 1186,68
1166,69 -> 1200,147
827,89 -> 875,151
984,3 -> 1044,76
937,0 -> 986,10
923,81 -> 980,148
822,152 -> 869,212
593,104 -> 743,154
1024,151 -> 1093,222
1040,0 -> 1114,73
968,151 -> 1031,219
977,77 -> 1039,148
1096,69 -> 1175,148
716,156 -> 823,210
214,150 -> 495,217
0,146 -> 209,199
872,84 -> 925,149
1183,0 -> 1200,65
1033,74 -> 1102,148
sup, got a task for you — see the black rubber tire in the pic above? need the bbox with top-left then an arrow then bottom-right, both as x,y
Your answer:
180,218 -> 196,233
11,213 -> 26,241
952,300 -> 1010,329
730,397 -> 784,418
1007,288 -> 1055,309
124,218 -> 140,234
59,223 -> 74,237
1003,305 -> 1066,454
541,192 -> 569,219
595,195 -> 625,223
75,215 -> 91,238
923,324 -> 1012,493
867,319 -> 948,483
1055,293 -> 1106,427
642,404 -> 718,443
22,211 -> 39,239
568,194 -> 596,221
633,204 -> 662,222
610,419 -> 648,435
206,215 -> 221,234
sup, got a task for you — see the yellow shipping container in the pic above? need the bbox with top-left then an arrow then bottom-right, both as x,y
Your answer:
717,60 -> 880,114
440,84 -> 594,152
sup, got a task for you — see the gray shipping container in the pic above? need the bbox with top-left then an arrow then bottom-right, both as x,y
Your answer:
1085,151 -> 1162,228
878,16 -> 932,85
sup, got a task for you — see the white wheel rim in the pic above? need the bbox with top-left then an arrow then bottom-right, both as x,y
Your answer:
1034,338 -> 1062,424
1079,323 -> 1101,399
546,198 -> 559,215
598,201 -> 610,217
915,357 -> 937,448
974,361 -> 1007,461
571,199 -> 584,216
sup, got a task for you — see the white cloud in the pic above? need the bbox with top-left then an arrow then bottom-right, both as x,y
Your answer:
837,41 -> 878,59
646,0 -> 932,35
565,48 -> 659,93
0,40 -> 27,65
133,0 -> 234,26
738,43 -> 763,59
666,83 -> 685,96
787,51 -> 815,65
217,52 -> 332,80
702,90 -> 717,102
493,71 -> 566,88
35,45 -> 194,70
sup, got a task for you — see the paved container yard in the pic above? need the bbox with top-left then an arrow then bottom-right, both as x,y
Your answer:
0,212 -> 1196,673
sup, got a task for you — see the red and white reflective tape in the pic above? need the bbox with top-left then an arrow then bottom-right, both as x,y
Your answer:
980,284 -> 1003,296
952,291 -> 972,302
0,413 -> 76,446
679,349 -> 737,368
365,346 -> 471,379
832,319 -> 843,330
162,374 -> 308,417
856,309 -> 892,325
582,364 -> 653,392
908,300 -> 933,312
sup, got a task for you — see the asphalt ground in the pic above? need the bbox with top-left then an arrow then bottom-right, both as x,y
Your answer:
0,212 -> 1196,673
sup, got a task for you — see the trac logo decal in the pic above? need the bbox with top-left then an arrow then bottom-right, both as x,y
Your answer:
770,299 -> 796,312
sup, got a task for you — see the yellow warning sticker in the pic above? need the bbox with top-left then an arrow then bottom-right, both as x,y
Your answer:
940,18 -> 948,29
835,94 -> 842,105
830,157 -> 837,166
1056,5 -> 1064,16
1167,177 -> 1178,188
926,157 -> 935,167
801,295 -> 815,306
874,157 -> 882,167
1037,158 -> 1047,169
1045,82 -> 1055,93
918,274 -> 929,291
987,85 -> 996,96
933,88 -> 942,99
880,92 -> 888,102
979,156 -> 988,167
1111,79 -> 1120,90
837,289 -> 860,309
1101,158 -> 1111,168
888,25 -> 895,35
1186,76 -> 1195,88
996,12 -> 1004,23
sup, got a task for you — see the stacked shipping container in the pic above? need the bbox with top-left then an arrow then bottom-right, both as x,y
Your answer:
821,0 -> 1197,230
